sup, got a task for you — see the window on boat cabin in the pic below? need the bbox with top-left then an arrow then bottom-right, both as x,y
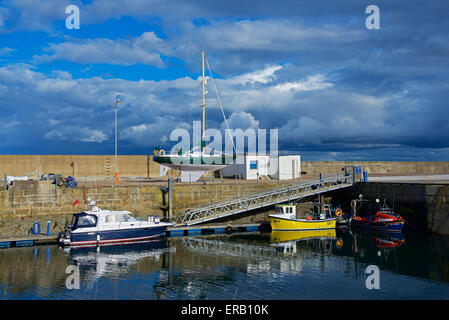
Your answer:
105,215 -> 116,223
105,213 -> 136,223
249,160 -> 258,170
74,214 -> 97,228
122,214 -> 136,222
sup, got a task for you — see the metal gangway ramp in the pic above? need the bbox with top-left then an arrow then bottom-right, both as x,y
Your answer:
178,174 -> 353,226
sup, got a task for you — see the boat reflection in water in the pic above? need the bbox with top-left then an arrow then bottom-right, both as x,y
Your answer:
270,229 -> 338,254
63,240 -> 171,285
373,232 -> 405,249
1,228 -> 449,299
335,227 -> 407,267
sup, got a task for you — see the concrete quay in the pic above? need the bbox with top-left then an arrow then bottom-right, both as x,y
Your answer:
0,223 -> 264,249
367,174 -> 449,184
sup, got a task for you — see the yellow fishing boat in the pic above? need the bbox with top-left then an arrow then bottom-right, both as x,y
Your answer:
270,229 -> 336,243
269,204 -> 337,231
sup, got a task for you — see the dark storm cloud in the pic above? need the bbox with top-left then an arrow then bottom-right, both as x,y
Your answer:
0,0 -> 448,159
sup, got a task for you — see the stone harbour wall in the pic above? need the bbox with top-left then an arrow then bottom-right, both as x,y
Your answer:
302,161 -> 449,175
1,155 -> 449,179
0,179 -> 293,237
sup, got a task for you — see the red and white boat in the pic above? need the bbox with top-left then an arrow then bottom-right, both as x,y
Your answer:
350,197 -> 405,232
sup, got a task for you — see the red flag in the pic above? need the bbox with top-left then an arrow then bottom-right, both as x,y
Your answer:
72,200 -> 79,208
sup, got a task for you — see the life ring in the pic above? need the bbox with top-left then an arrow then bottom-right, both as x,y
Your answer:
31,222 -> 40,235
158,149 -> 165,156
335,208 -> 343,217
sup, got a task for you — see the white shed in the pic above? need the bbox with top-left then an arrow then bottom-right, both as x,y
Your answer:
220,154 -> 301,180
269,155 -> 301,180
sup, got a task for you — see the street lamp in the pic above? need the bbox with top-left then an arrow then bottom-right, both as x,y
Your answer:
114,95 -> 123,184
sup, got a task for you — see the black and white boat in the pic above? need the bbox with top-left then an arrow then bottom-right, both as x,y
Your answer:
58,199 -> 172,247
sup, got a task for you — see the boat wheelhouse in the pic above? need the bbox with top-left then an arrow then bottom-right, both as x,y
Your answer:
58,200 -> 172,247
269,203 -> 337,231
350,196 -> 405,232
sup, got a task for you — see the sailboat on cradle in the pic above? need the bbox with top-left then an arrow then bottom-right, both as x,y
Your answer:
153,50 -> 236,175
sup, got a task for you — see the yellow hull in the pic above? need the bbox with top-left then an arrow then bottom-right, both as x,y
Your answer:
271,229 -> 336,243
269,215 -> 337,231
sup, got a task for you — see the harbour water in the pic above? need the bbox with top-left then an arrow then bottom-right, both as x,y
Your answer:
0,229 -> 449,300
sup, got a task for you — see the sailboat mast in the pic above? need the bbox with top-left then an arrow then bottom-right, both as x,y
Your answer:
202,50 -> 205,152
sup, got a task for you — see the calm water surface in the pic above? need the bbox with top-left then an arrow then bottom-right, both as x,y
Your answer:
1,228 -> 449,299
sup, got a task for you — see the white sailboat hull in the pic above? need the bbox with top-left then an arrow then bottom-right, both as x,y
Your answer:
160,162 -> 227,171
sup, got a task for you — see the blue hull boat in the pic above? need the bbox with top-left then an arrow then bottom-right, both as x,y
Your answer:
59,200 -> 172,247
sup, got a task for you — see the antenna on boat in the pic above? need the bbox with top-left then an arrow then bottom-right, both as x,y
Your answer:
201,50 -> 206,153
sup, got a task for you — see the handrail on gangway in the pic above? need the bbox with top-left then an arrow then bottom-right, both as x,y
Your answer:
177,174 -> 353,226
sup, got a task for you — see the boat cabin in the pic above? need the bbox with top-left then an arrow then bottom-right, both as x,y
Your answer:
274,203 -> 336,220
70,210 -> 137,230
69,209 -> 162,231
351,196 -> 395,218
274,204 -> 297,219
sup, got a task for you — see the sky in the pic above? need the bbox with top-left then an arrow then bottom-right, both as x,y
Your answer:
0,0 -> 448,160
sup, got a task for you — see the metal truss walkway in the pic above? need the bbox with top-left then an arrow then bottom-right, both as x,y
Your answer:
178,174 -> 353,226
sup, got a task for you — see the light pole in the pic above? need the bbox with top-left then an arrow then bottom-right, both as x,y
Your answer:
115,97 -> 120,184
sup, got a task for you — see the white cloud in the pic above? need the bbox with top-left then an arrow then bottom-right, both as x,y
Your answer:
274,74 -> 333,92
0,47 -> 15,56
225,111 -> 260,130
35,32 -> 166,66
120,116 -> 191,147
44,127 -> 107,143
229,65 -> 282,85
0,0 -> 71,32
190,19 -> 362,52
0,62 -> 446,156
